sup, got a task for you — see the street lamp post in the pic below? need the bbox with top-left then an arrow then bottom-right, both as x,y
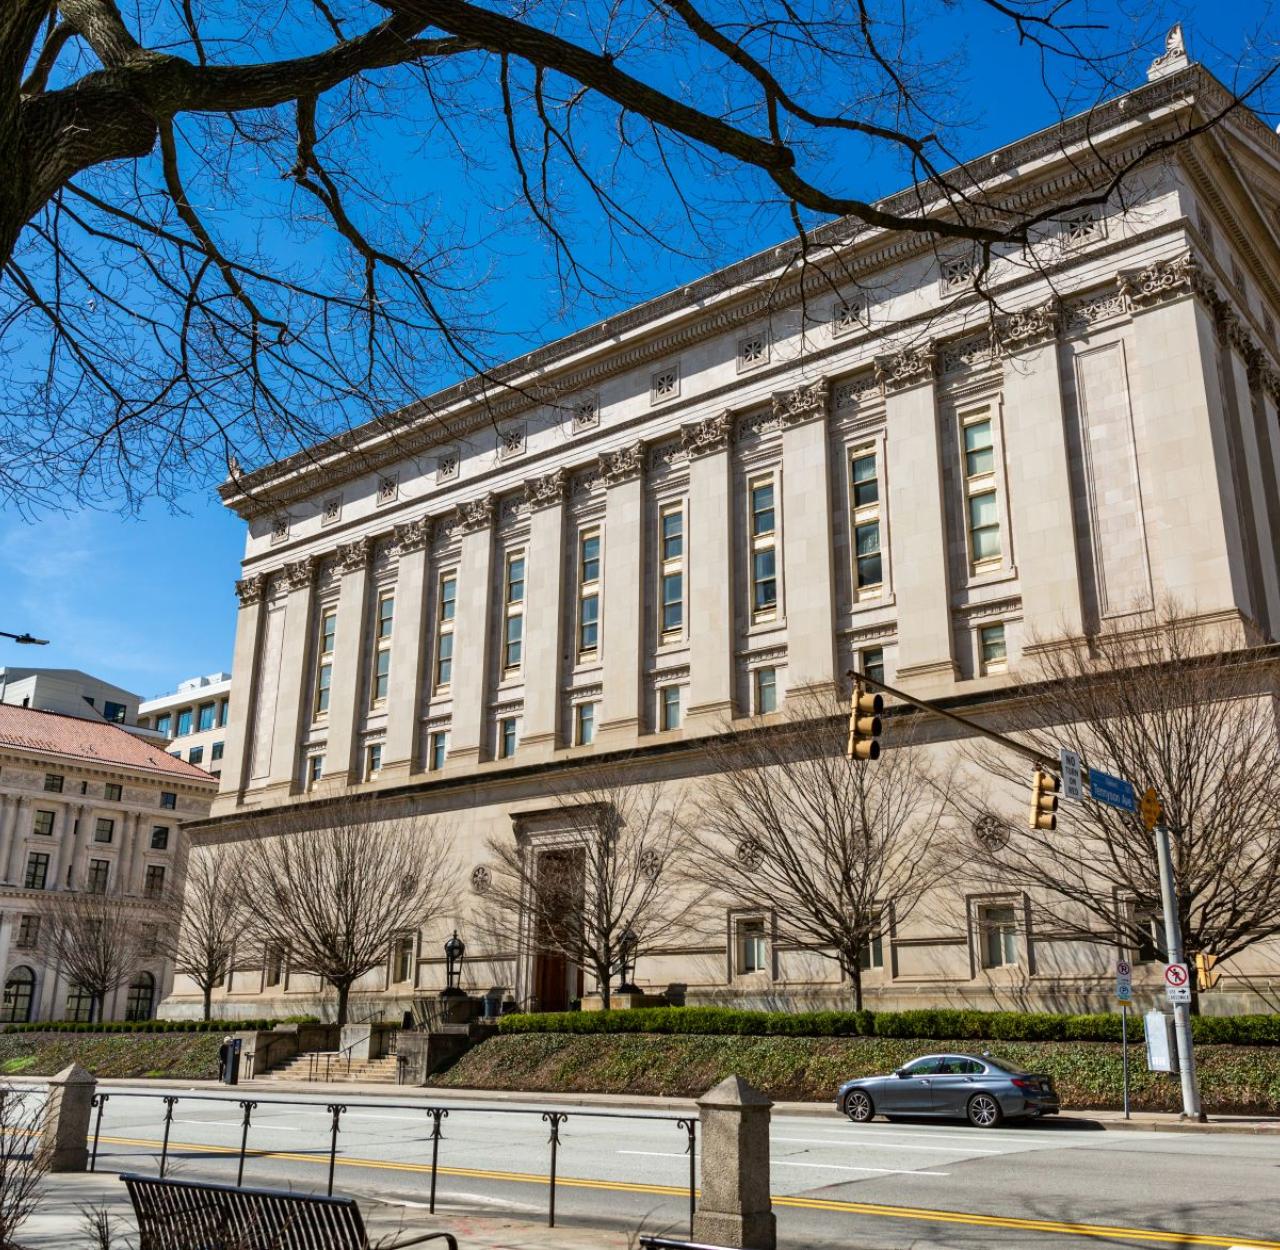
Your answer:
0,631 -> 49,646
442,931 -> 466,998
616,926 -> 639,994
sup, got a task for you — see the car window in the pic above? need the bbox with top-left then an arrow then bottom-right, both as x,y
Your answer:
940,1057 -> 984,1075
901,1057 -> 943,1076
983,1058 -> 1024,1075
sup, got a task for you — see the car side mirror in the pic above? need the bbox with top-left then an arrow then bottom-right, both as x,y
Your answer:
895,1068 -> 910,1079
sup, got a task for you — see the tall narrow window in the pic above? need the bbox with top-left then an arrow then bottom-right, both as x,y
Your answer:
749,478 -> 778,619
197,702 -> 216,732
307,754 -> 324,789
435,573 -> 457,689
963,416 -> 1001,566
498,716 -> 519,760
860,647 -> 885,686
504,553 -> 525,672
659,685 -> 682,732
87,859 -> 110,894
659,504 -> 684,639
979,904 -> 1018,969
753,667 -> 778,715
979,623 -> 1007,672
736,918 -> 768,975
315,609 -> 337,717
575,702 -> 597,746
24,853 -> 49,890
428,730 -> 448,771
850,449 -> 883,593
144,864 -> 167,898
578,530 -> 601,659
371,592 -> 394,704
366,743 -> 383,778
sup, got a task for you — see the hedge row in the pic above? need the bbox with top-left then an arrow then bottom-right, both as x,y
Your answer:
436,1031 -> 1280,1114
498,1005 -> 1280,1046
0,1015 -> 319,1035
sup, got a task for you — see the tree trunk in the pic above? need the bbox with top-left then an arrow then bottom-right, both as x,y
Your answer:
850,961 -> 864,1013
334,980 -> 352,1028
203,983 -> 213,1022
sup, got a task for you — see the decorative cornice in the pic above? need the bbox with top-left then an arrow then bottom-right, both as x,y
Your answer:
772,378 -> 829,427
337,536 -> 373,574
875,345 -> 937,394
283,557 -> 316,590
458,493 -> 496,533
680,411 -> 733,458
391,517 -> 433,555
1118,252 -> 1215,312
997,300 -> 1061,353
235,574 -> 269,606
527,468 -> 569,509
598,442 -> 645,485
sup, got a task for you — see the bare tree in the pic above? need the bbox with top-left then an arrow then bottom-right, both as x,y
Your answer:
690,691 -> 954,1010
159,843 -> 245,1022
3,7 -> 1271,509
36,892 -> 149,1022
0,1086 -> 47,1249
482,768 -> 698,1010
239,802 -> 457,1026
963,601 -> 1280,1012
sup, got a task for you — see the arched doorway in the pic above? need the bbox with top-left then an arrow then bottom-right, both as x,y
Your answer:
1,967 -> 35,1023
126,972 -> 156,1022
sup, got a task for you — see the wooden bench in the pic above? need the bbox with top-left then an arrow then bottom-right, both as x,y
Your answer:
122,1173 -> 459,1250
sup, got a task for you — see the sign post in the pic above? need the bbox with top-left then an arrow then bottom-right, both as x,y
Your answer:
1116,960 -> 1132,1119
1147,789 -> 1203,1121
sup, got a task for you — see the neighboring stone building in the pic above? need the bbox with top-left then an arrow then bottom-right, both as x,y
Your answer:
171,50 -> 1280,1021
139,673 -> 233,780
0,703 -> 217,1022
0,667 -> 151,734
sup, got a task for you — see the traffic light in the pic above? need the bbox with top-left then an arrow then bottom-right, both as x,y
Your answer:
846,681 -> 883,761
1028,769 -> 1059,831
1195,952 -> 1221,991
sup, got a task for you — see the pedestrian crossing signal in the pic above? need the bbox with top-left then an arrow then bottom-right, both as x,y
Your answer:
1195,952 -> 1221,990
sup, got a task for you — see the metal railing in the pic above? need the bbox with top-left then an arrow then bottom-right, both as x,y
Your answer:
87,1089 -> 696,1235
301,1026 -> 399,1082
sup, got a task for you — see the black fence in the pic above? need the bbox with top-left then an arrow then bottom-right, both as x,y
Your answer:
88,1090 -> 696,1234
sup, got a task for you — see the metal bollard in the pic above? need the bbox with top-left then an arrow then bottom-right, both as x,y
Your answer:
89,1093 -> 110,1173
236,1100 -> 257,1187
325,1103 -> 347,1197
158,1096 -> 179,1178
427,1107 -> 448,1214
677,1116 -> 697,1238
541,1111 -> 567,1228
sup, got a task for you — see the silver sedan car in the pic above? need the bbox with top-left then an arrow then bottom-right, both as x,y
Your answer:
835,1053 -> 1060,1128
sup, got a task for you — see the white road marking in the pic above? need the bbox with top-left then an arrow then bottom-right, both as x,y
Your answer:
774,1135 -> 1001,1154
809,1126 -> 1070,1146
773,1161 -> 950,1177
616,1150 -> 689,1159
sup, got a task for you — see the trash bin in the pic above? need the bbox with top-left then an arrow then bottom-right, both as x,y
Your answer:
219,1036 -> 242,1085
482,987 -> 504,1019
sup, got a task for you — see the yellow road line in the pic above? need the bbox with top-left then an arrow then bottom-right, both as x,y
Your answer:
97,1135 -> 1280,1249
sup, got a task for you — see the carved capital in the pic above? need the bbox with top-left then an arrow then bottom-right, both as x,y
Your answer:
1261,366 -> 1280,406
1118,252 -> 1215,312
392,517 -> 433,555
235,573 -> 269,606
997,300 -> 1061,353
772,378 -> 829,428
598,442 -> 645,485
283,557 -> 316,591
527,469 -> 569,510
875,346 -> 936,394
337,536 -> 373,574
458,493 -> 496,533
679,411 -> 733,458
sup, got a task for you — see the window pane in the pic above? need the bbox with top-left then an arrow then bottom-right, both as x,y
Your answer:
581,534 -> 600,582
969,492 -> 1001,560
964,420 -> 994,476
751,483 -> 775,536
176,709 -> 192,735
377,597 -> 395,639
505,614 -> 523,666
662,573 -> 683,632
852,454 -> 878,507
980,624 -> 1007,663
756,668 -> 777,714
660,686 -> 681,730
661,510 -> 683,560
507,558 -> 525,603
861,648 -> 884,684
580,594 -> 599,649
197,703 -> 215,731
752,549 -> 777,610
440,577 -> 457,621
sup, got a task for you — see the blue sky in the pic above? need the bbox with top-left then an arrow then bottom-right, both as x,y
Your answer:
1,2 -> 1275,697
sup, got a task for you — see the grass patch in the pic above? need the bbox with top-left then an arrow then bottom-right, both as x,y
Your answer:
434,1031 -> 1280,1115
0,1031 -> 221,1079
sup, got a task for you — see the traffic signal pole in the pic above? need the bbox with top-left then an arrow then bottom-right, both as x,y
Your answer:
1154,818 -> 1204,1120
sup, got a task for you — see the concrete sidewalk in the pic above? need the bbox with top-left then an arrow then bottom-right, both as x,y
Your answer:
18,1172 -> 636,1249
91,1075 -> 1280,1134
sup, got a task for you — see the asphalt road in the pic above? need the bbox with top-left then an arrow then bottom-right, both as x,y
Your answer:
79,1084 -> 1280,1248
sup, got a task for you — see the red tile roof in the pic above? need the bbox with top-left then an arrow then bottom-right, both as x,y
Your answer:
0,703 -> 216,783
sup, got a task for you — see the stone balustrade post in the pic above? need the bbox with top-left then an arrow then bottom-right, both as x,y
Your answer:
692,1075 -> 775,1250
41,1063 -> 97,1171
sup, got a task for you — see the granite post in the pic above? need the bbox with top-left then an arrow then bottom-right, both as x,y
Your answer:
41,1063 -> 97,1171
692,1075 -> 775,1249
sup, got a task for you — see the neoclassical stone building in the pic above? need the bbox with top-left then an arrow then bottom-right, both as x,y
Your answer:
171,48 -> 1280,1020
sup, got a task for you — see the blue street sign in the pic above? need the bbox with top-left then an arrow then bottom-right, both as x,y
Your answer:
1088,768 -> 1137,813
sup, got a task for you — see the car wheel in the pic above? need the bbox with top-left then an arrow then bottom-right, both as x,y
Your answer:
967,1093 -> 1003,1128
843,1090 -> 875,1123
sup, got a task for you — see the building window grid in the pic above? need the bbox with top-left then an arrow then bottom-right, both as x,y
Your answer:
151,826 -> 170,850
979,623 -> 1007,673
87,859 -> 110,894
94,818 -> 114,844
978,903 -> 1019,969
435,573 -> 457,690
197,702 -> 216,732
577,530 -> 601,660
105,782 -> 122,802
176,708 -> 193,736
392,934 -> 415,984
503,552 -> 526,673
962,415 -> 1002,568
315,609 -> 337,717
736,917 -> 768,976
15,915 -> 39,951
144,864 -> 166,898
371,592 -> 394,705
748,476 -> 779,621
659,504 -> 685,640
44,774 -> 63,793
860,647 -> 885,686
24,853 -> 49,890
858,923 -> 885,971
33,810 -> 54,836
850,448 -> 883,596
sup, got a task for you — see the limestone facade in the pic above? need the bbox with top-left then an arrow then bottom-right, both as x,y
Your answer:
169,62 -> 1280,1020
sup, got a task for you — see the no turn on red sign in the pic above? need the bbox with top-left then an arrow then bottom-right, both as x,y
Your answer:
1164,962 -> 1191,1003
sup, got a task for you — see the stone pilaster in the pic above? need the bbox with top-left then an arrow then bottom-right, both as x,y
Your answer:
0,795 -> 14,885
998,302 -> 1085,648
381,518 -> 433,780
321,536 -> 375,788
879,346 -> 957,689
3,796 -> 26,884
683,413 -> 736,728
776,381 -> 836,695
448,495 -> 497,765
218,573 -> 268,806
267,557 -> 319,793
522,472 -> 570,757
598,446 -> 646,743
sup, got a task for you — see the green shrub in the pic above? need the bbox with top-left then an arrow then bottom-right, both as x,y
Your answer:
0,1016 -> 317,1036
497,1005 -> 1280,1046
